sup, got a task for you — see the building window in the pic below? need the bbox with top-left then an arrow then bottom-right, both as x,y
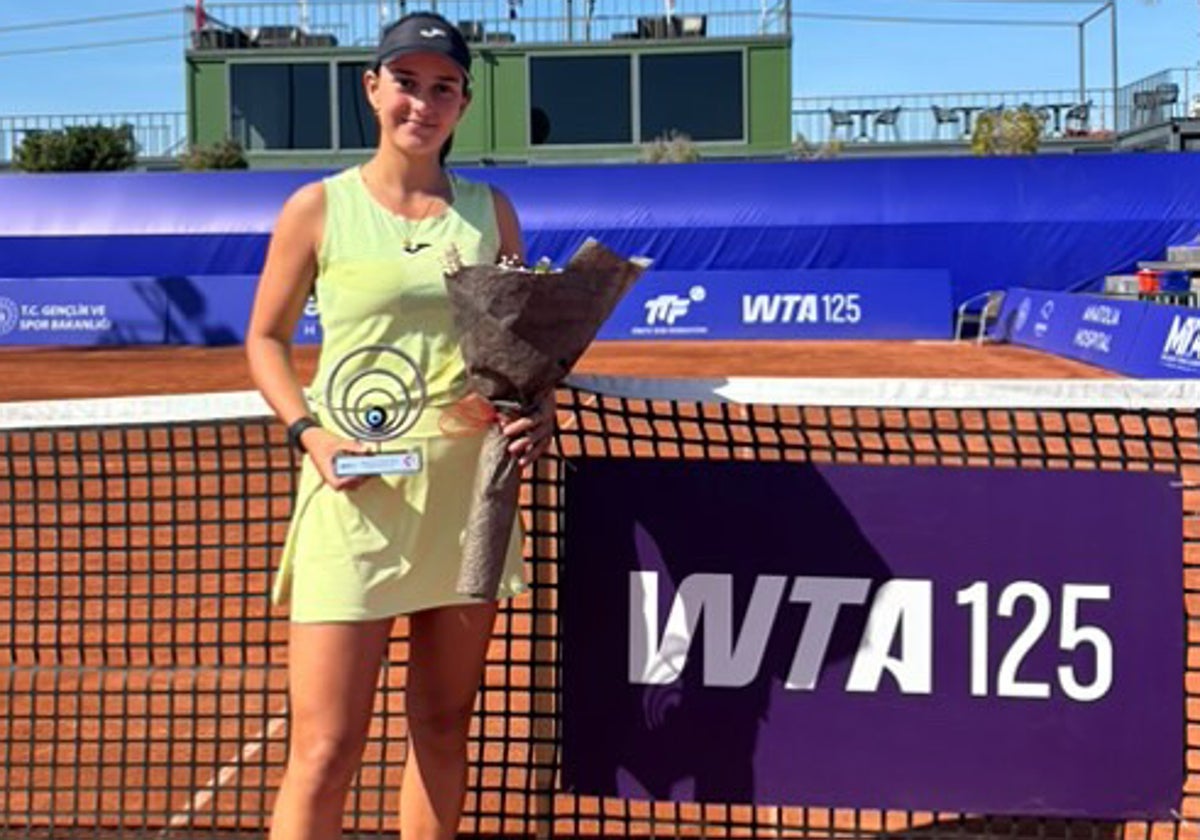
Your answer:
338,62 -> 377,150
639,52 -> 743,142
230,63 -> 331,150
529,55 -> 631,145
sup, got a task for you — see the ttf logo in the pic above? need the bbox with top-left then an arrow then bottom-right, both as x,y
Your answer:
644,286 -> 706,326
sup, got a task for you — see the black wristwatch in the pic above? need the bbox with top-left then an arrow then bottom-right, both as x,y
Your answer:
287,416 -> 321,453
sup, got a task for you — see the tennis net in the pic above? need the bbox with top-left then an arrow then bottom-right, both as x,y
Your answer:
1,376 -> 1198,838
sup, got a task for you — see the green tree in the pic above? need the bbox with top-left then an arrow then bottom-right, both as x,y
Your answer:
180,138 -> 249,171
971,108 -> 1044,156
15,124 -> 137,172
792,132 -> 842,160
640,130 -> 701,163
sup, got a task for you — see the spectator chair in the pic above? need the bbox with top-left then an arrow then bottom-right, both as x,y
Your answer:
1064,101 -> 1091,135
954,290 -> 1006,344
931,105 -> 960,139
827,108 -> 854,141
1133,90 -> 1158,127
872,106 -> 901,142
1155,82 -> 1180,118
1031,105 -> 1053,135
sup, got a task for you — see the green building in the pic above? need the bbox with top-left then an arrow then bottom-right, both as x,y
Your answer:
186,2 -> 792,167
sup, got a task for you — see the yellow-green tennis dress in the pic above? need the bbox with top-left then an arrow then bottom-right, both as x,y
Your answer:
273,167 -> 528,622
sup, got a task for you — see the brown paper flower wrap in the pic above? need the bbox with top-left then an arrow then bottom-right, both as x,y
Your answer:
443,237 -> 650,598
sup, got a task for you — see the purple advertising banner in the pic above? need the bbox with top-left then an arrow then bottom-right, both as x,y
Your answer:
562,460 -> 1183,818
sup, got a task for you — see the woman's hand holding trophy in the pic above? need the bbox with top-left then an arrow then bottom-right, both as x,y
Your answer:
302,344 -> 429,491
299,424 -> 373,492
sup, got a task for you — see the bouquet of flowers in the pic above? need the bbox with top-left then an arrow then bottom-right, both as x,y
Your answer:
443,237 -> 650,598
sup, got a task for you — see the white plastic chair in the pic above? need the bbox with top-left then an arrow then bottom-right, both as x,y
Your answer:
954,290 -> 1006,344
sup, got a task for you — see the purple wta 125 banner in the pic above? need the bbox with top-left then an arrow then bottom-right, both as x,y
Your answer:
562,460 -> 1183,818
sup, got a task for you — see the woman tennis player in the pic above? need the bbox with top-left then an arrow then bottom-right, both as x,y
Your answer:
245,12 -> 553,838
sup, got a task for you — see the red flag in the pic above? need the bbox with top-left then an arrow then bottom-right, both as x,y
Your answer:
195,0 -> 207,30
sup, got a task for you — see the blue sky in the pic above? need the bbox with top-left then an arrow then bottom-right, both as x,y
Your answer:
0,1 -> 1193,115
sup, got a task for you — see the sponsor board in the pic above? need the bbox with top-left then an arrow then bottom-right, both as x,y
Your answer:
0,276 -> 319,346
1124,304 -> 1200,378
994,288 -> 1148,372
0,279 -> 169,345
997,288 -> 1200,378
563,459 -> 1182,817
1,270 -> 947,347
599,270 -> 952,340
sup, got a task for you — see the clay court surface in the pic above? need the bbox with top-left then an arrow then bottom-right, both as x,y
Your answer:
1,340 -> 1114,402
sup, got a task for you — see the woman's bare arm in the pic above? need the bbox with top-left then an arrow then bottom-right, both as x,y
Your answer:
246,182 -> 365,489
246,181 -> 323,426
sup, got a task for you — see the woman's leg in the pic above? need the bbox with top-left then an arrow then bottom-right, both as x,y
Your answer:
400,601 -> 499,840
269,618 -> 395,840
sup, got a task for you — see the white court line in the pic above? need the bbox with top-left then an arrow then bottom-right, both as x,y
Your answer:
162,714 -> 287,835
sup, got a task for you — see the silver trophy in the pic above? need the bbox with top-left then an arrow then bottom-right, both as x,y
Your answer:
324,345 -> 428,477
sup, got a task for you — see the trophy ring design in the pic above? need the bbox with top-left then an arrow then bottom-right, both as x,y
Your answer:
323,345 -> 428,477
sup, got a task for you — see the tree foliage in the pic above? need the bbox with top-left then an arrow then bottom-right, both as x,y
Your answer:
180,138 -> 249,171
792,132 -> 843,160
15,124 -> 137,172
641,130 -> 701,163
971,108 -> 1044,156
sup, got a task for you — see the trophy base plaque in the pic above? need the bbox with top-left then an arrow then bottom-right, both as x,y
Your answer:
333,449 -> 423,478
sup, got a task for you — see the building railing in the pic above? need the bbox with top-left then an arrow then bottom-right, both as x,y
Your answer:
3,74 -> 1194,166
0,113 -> 188,165
792,88 -> 1116,147
190,0 -> 787,49
1116,67 -> 1200,133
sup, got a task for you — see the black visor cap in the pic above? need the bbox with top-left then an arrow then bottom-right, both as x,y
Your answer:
375,12 -> 471,78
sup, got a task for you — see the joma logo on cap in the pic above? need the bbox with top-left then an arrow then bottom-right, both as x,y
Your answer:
419,27 -> 446,38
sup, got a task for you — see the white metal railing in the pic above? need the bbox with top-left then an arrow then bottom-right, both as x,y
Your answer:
190,0 -> 787,48
792,87 -> 1117,147
1116,67 -> 1200,133
0,112 -> 188,164
5,83 -> 1192,166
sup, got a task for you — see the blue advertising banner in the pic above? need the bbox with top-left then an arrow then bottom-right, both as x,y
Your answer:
991,288 -> 1147,371
0,276 -> 320,346
994,288 -> 1200,378
1123,303 -> 1200,378
158,274 -> 252,346
562,459 -> 1183,817
158,275 -> 321,346
597,270 -> 952,340
0,277 -> 169,345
